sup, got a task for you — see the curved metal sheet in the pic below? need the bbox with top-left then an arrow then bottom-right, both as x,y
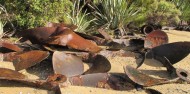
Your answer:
53,51 -> 84,77
69,73 -> 109,88
19,27 -> 57,43
124,65 -> 167,86
46,28 -> 102,53
144,30 -> 168,49
0,68 -> 26,79
83,55 -> 111,74
0,41 -> 23,52
3,50 -> 50,71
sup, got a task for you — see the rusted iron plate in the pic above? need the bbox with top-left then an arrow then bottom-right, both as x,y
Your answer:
0,41 -> 23,52
46,28 -> 102,53
83,55 -> 111,74
176,68 -> 190,82
68,73 -> 109,88
124,66 -> 168,86
0,68 -> 26,79
3,50 -> 50,71
144,30 -> 168,49
46,22 -> 78,31
19,27 -> 58,43
53,51 -> 84,77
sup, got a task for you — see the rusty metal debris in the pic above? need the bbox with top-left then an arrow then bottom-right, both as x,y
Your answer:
0,68 -> 67,90
0,68 -> 26,79
3,50 -> 49,71
2,21 -> 189,93
19,27 -> 58,44
98,28 -> 112,40
107,39 -> 144,51
83,54 -> 111,74
176,68 -> 190,83
137,42 -> 190,74
46,27 -> 102,53
124,65 -> 168,86
144,30 -> 168,49
141,25 -> 154,35
0,41 -> 23,53
19,26 -> 101,53
76,32 -> 108,45
53,51 -> 84,77
68,73 -> 109,88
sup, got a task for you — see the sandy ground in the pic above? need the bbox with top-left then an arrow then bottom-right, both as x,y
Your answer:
0,30 -> 190,94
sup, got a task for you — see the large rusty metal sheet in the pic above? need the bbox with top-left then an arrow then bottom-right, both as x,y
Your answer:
53,51 -> 84,77
144,30 -> 168,49
124,66 -> 168,86
18,27 -> 58,43
3,50 -> 50,71
46,28 -> 102,53
0,41 -> 23,52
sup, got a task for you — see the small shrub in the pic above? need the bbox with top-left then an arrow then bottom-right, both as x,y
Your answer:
0,0 -> 73,29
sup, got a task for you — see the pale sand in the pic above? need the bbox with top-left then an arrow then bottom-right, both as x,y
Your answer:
0,30 -> 190,94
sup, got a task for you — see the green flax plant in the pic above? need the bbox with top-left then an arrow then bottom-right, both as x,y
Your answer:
91,0 -> 142,32
67,1 -> 96,33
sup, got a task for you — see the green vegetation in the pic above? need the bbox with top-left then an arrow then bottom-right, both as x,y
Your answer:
92,0 -> 143,30
66,1 -> 95,33
0,0 -> 73,29
0,0 -> 190,33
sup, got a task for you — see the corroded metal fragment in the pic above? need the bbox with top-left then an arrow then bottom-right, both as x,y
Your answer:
176,68 -> 190,82
144,30 -> 168,49
83,55 -> 111,74
52,51 -> 84,77
0,68 -> 26,79
75,32 -> 108,45
98,28 -> 112,40
3,50 -> 49,71
19,27 -> 58,43
69,73 -> 109,88
0,41 -> 23,52
0,69 -> 66,90
46,28 -> 102,53
124,66 -> 167,86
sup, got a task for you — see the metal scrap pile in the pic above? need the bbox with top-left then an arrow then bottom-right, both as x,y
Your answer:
0,22 -> 190,94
